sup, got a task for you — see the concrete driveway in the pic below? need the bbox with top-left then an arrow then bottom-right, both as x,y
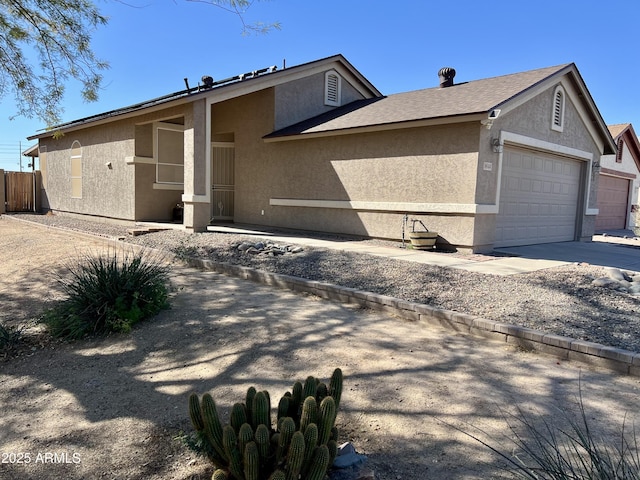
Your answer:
495,233 -> 640,273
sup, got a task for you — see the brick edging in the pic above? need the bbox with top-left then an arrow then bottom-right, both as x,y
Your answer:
184,257 -> 640,377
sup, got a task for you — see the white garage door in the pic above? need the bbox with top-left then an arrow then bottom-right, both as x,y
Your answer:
494,147 -> 582,247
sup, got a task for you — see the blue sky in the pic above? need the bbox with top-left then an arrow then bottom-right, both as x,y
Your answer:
1,0 -> 639,171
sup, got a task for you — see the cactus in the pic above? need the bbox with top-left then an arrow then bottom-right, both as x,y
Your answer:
317,396 -> 336,446
202,393 -> 227,464
263,390 -> 272,423
277,395 -> 289,423
189,393 -> 205,431
243,441 -> 259,480
303,376 -> 317,399
188,369 -> 342,480
231,403 -> 248,433
300,396 -> 318,434
212,469 -> 229,480
252,391 -> 270,430
245,386 -> 256,423
267,470 -> 285,480
316,382 -> 328,401
302,423 -> 318,474
329,368 -> 343,410
306,445 -> 330,480
238,423 -> 254,459
285,431 -> 305,480
327,439 -> 338,469
276,417 -> 295,463
290,381 -> 303,418
222,425 -> 244,480
254,423 -> 270,461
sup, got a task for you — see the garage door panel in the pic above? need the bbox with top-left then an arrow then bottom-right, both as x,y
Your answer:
495,148 -> 581,247
595,175 -> 628,230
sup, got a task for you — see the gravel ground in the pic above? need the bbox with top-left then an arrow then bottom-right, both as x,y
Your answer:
12,213 -> 640,353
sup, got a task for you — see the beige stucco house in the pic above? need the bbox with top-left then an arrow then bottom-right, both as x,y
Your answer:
595,124 -> 640,232
28,54 -> 615,252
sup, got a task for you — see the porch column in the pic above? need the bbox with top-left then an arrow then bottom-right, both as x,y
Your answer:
182,98 -> 210,232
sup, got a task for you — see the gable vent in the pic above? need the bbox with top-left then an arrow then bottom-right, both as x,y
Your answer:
553,91 -> 563,125
616,137 -> 624,163
324,71 -> 341,106
551,85 -> 565,132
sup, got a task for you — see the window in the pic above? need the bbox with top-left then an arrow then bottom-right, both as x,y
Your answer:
155,123 -> 184,184
324,70 -> 342,106
551,85 -> 565,132
70,141 -> 82,198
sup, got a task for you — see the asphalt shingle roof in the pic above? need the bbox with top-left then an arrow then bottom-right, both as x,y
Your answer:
608,123 -> 631,139
267,64 -> 572,137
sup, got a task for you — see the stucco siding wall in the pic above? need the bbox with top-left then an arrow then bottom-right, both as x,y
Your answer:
135,124 -> 153,157
265,124 -> 479,205
134,164 -> 183,221
274,71 -> 366,130
40,104 -> 190,221
212,88 -> 481,246
40,123 -> 136,219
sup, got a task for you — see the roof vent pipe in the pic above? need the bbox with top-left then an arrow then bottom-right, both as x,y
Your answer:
438,67 -> 456,88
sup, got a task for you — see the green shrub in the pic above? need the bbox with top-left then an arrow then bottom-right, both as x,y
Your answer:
43,248 -> 170,339
187,368 -> 343,480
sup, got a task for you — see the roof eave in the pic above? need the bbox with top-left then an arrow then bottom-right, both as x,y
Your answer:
264,113 -> 485,142
29,54 -> 382,141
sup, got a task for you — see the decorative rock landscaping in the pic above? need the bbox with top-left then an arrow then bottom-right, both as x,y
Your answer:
592,267 -> 640,295
235,240 -> 304,256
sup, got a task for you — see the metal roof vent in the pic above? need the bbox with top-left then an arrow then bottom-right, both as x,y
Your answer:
438,67 -> 456,88
201,75 -> 214,88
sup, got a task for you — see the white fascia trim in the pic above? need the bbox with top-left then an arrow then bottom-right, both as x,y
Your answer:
182,194 -> 209,203
500,131 -> 593,160
269,198 -> 498,214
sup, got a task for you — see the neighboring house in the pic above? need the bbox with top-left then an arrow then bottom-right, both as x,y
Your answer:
28,54 -> 615,252
595,124 -> 640,232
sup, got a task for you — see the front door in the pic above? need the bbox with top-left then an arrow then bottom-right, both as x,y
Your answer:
211,142 -> 235,222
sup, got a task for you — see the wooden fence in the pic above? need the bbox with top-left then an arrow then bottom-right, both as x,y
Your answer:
3,171 -> 41,212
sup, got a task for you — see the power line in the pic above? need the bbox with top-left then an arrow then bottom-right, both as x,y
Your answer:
0,142 -> 32,171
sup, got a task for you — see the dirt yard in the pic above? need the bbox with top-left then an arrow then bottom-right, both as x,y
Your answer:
2,216 -> 640,480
